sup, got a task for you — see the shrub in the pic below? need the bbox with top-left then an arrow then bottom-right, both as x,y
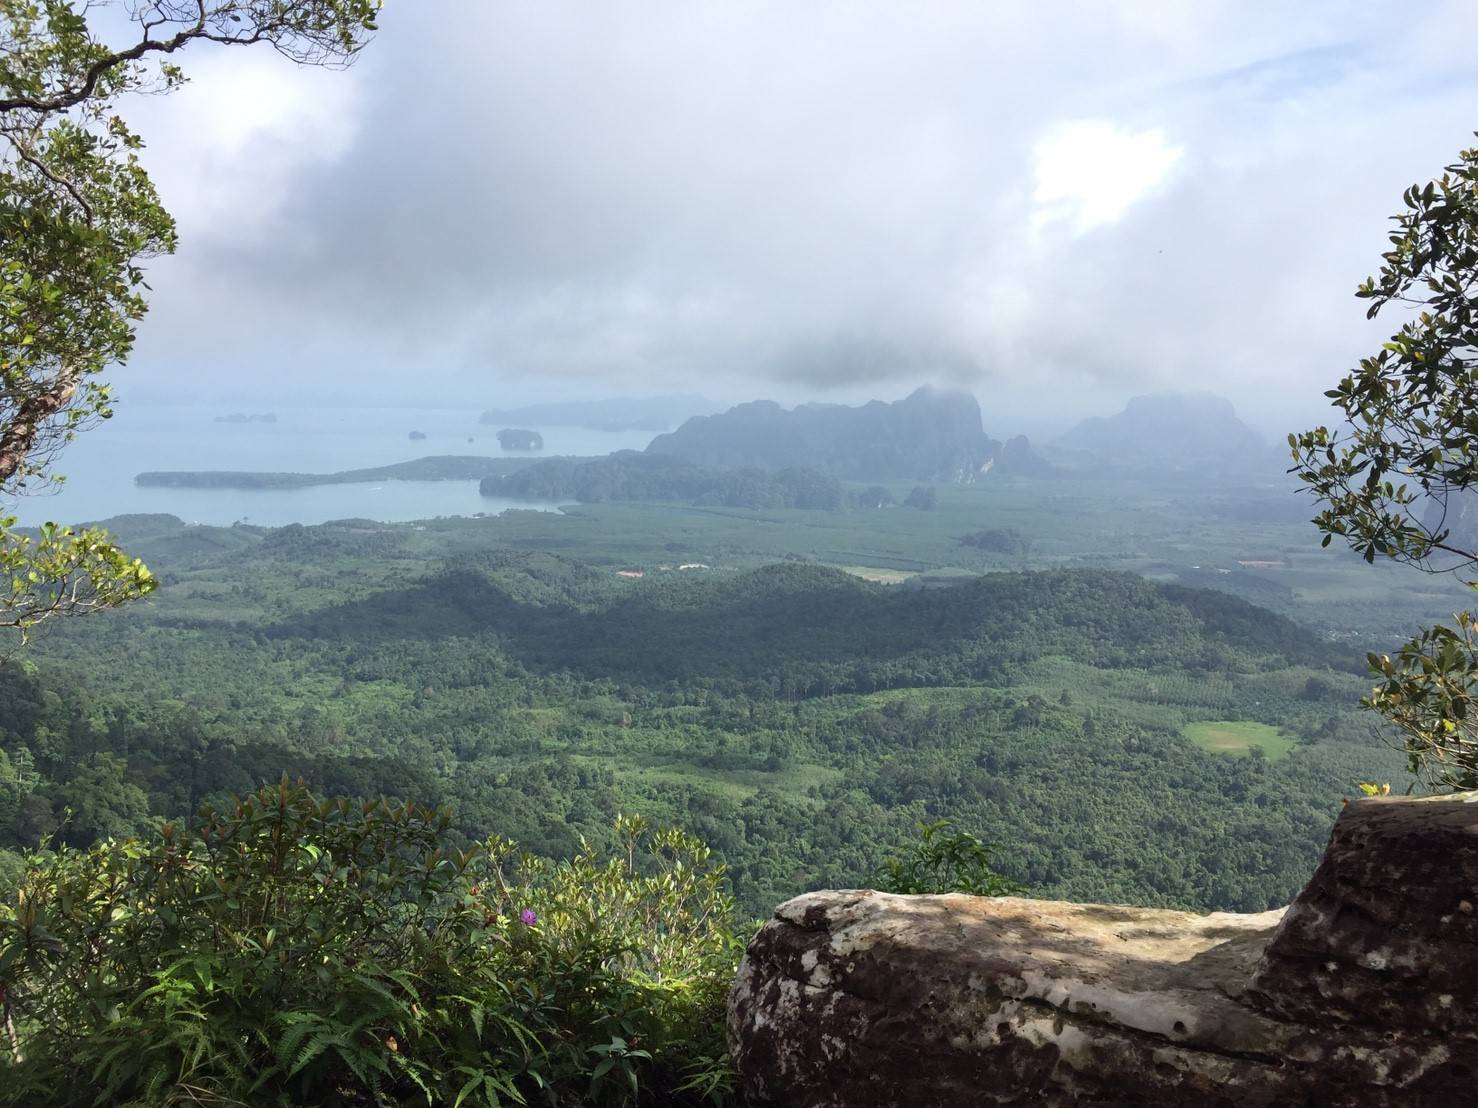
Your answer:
0,782 -> 740,1106
876,819 -> 1024,897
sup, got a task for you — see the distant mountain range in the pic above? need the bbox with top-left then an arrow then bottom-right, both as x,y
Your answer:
478,395 -> 715,433
1058,393 -> 1271,474
645,387 -> 1047,483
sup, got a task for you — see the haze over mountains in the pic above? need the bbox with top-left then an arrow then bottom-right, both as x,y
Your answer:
113,388 -> 1285,505
632,387 -> 1277,484
644,386 -> 1049,483
1058,393 -> 1273,475
84,382 -> 1293,505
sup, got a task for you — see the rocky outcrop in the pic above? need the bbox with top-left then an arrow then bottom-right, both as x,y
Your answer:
1249,791 -> 1478,1035
728,793 -> 1477,1106
994,434 -> 1054,477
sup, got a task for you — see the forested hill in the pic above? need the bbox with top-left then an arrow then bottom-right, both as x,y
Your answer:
482,452 -> 844,509
4,518 -> 1397,919
269,558 -> 1343,695
645,386 -> 1044,481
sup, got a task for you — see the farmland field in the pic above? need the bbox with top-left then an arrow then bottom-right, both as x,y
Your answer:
1184,720 -> 1299,760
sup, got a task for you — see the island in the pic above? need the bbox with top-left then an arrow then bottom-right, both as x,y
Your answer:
213,412 -> 277,424
478,395 -> 713,432
496,428 -> 544,451
135,455 -> 548,490
408,430 -> 427,440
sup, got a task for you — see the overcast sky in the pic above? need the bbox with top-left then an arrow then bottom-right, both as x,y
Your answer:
119,0 -> 1478,438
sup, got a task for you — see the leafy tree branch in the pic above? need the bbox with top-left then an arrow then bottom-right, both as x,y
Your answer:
0,0 -> 380,638
1292,140 -> 1478,788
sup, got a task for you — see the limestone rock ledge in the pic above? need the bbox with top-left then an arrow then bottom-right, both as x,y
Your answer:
728,794 -> 1478,1106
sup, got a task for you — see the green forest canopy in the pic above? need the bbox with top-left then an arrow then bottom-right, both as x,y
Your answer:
2,513 -> 1403,920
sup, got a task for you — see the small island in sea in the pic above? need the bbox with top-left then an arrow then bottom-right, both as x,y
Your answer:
213,412 -> 277,424
408,430 -> 427,440
497,428 -> 544,451
478,394 -> 713,432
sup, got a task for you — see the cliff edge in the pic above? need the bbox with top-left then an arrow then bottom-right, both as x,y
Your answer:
728,793 -> 1477,1106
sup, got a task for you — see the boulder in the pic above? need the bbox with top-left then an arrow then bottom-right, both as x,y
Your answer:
1250,792 -> 1478,1034
728,793 -> 1477,1106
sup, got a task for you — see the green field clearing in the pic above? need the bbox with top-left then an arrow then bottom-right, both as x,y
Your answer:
833,565 -> 918,584
1184,720 -> 1298,760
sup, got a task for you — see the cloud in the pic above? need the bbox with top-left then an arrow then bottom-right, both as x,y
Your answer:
129,50 -> 362,245
1031,121 -> 1183,234
116,0 -> 1478,428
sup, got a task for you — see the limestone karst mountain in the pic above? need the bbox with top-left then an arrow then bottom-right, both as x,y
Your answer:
1059,393 -> 1271,475
646,386 -> 1049,482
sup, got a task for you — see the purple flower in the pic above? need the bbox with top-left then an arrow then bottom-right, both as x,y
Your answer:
520,908 -> 538,926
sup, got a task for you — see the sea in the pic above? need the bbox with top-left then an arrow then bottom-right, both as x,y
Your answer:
4,405 -> 654,528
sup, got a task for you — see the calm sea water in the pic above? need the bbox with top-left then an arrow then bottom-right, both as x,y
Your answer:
5,405 -> 653,527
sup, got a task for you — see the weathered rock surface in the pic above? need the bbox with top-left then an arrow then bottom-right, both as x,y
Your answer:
728,794 -> 1478,1106
1250,792 -> 1478,1034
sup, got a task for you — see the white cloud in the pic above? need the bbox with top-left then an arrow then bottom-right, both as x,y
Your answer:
1031,121 -> 1184,234
130,50 -> 362,243
119,0 -> 1478,427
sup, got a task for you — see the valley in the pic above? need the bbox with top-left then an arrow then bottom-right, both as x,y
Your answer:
6,9 -> 1474,1100
7,458 -> 1444,918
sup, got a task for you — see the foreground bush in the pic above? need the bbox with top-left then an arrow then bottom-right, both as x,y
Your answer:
875,819 -> 1024,897
0,782 -> 740,1106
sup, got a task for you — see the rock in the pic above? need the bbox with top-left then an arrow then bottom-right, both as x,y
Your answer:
728,794 -> 1476,1106
1250,791 -> 1478,1034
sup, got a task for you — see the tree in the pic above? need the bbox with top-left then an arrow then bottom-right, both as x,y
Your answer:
853,485 -> 894,510
0,0 -> 380,640
875,819 -> 1023,897
52,750 -> 149,846
904,484 -> 936,510
1291,140 -> 1478,789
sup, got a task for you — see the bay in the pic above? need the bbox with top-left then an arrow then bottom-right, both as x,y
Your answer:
5,404 -> 653,527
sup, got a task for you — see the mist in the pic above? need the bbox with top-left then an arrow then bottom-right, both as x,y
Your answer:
111,1 -> 1478,439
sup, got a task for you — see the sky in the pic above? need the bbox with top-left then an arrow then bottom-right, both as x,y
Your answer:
116,0 -> 1478,439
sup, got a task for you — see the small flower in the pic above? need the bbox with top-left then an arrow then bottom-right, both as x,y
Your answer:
520,908 -> 538,926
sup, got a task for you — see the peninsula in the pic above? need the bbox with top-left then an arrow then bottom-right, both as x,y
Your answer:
135,454 -> 547,490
